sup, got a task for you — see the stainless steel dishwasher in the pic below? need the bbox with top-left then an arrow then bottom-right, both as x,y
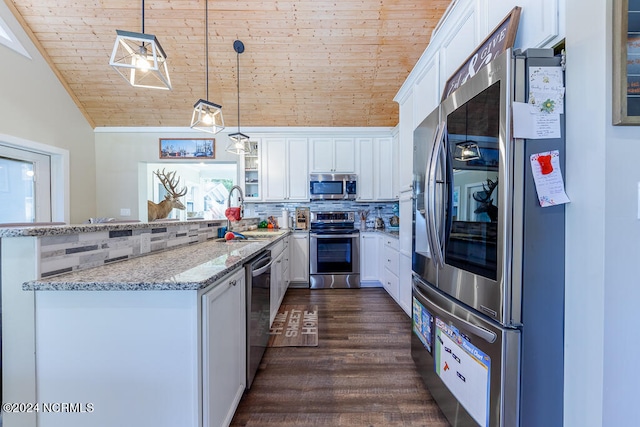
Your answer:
244,250 -> 272,388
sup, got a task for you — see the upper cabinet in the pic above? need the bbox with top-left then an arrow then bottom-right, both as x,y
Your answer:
263,137 -> 309,201
356,137 -> 398,201
241,140 -> 261,201
309,137 -> 356,173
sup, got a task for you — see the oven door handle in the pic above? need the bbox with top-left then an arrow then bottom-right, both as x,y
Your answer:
310,233 -> 358,239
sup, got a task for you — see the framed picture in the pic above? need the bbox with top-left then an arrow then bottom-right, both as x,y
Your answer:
614,0 -> 640,124
159,138 -> 215,159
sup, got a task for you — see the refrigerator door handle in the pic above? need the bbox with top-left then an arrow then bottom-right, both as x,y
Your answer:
427,121 -> 446,268
413,282 -> 497,344
424,122 -> 441,267
436,124 -> 448,264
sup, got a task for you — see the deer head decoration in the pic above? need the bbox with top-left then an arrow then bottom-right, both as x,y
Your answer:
472,178 -> 498,222
147,169 -> 188,221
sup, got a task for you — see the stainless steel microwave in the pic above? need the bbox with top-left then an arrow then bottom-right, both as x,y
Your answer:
309,173 -> 357,200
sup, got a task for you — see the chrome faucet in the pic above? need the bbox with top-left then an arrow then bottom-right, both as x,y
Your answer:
227,185 -> 245,231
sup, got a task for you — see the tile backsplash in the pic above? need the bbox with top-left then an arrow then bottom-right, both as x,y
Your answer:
37,218 -> 258,279
246,201 -> 399,228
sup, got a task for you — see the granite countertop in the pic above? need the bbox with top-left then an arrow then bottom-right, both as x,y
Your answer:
361,227 -> 400,238
0,219 -> 220,238
23,230 -> 289,292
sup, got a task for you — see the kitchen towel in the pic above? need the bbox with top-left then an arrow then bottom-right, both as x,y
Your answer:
225,207 -> 241,222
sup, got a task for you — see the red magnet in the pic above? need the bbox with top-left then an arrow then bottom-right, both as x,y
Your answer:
537,155 -> 553,175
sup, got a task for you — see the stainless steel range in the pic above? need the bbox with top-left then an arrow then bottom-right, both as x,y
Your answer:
309,211 -> 360,289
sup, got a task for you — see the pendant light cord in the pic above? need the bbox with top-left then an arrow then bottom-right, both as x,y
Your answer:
204,0 -> 209,100
236,48 -> 240,132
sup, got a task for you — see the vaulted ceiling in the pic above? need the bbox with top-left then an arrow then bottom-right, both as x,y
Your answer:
5,0 -> 452,128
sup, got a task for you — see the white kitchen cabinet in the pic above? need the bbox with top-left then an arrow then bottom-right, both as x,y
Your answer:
241,140 -> 261,200
287,138 -> 309,200
283,235 -> 290,289
262,137 -> 287,201
382,235 -> 400,302
270,249 -> 285,325
263,137 -> 309,201
32,266 -> 248,427
398,253 -> 412,317
399,189 -> 413,257
309,137 -> 356,173
356,138 -> 375,201
398,190 -> 413,317
289,232 -> 310,284
356,137 -> 398,201
201,267 -> 246,427
376,137 -> 397,200
360,232 -> 381,285
269,238 -> 289,324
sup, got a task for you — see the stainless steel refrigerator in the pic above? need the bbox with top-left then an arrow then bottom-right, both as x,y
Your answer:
411,48 -> 565,427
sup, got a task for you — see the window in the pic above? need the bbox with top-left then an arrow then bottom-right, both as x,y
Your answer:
0,14 -> 31,59
0,145 -> 51,223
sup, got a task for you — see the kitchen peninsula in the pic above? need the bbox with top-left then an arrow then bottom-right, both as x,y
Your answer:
1,220 -> 286,427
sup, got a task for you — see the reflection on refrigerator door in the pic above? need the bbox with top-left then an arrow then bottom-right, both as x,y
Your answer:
411,276 -> 520,427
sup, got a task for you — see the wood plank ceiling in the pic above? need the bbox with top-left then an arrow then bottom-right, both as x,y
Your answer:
6,0 -> 452,128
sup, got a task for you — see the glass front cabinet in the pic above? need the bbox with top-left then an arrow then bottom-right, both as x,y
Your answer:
242,140 -> 261,200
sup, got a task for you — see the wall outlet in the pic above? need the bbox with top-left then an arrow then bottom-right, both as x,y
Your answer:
120,208 -> 131,217
140,233 -> 151,254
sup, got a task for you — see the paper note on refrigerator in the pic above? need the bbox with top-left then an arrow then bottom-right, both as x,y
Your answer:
530,150 -> 570,207
528,66 -> 565,113
512,102 -> 561,139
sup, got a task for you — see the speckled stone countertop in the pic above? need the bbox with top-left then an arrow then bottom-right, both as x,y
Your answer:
0,219 -> 225,238
361,228 -> 399,238
23,230 -> 289,292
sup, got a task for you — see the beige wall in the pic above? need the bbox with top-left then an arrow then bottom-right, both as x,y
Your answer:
94,130 -> 241,220
0,1 -> 96,224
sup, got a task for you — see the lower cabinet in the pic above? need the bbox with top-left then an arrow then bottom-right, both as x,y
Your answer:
32,267 -> 248,427
398,253 -> 412,316
289,232 -> 309,284
201,267 -> 246,427
382,236 -> 400,302
269,237 -> 290,325
360,232 -> 381,284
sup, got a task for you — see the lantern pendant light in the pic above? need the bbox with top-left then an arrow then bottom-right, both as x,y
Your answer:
190,0 -> 224,134
226,40 -> 250,155
453,103 -> 481,162
109,0 -> 171,90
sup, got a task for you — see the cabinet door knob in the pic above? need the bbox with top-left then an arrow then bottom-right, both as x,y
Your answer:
229,279 -> 237,286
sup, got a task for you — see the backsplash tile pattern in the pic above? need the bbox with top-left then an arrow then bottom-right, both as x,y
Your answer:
37,218 -> 258,279
247,201 -> 399,228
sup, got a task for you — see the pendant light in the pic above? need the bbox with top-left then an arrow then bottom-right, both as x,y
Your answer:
190,0 -> 224,134
453,103 -> 481,162
109,0 -> 171,90
226,40 -> 250,155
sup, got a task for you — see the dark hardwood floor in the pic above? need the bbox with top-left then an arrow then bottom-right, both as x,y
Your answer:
230,288 -> 450,427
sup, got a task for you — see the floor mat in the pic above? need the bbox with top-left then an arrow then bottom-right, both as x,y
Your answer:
268,304 -> 318,347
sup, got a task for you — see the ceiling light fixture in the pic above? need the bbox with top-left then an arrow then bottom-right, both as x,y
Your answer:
226,40 -> 250,155
109,0 -> 171,90
190,0 -> 224,134
453,103 -> 481,162
453,141 -> 481,162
